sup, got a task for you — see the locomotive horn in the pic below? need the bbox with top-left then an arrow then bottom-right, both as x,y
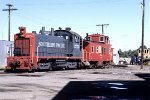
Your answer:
51,28 -> 54,36
86,33 -> 89,40
65,27 -> 71,31
86,33 -> 88,37
59,27 -> 62,30
42,27 -> 45,31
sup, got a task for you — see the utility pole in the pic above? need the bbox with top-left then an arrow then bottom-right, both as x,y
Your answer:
2,4 -> 17,41
141,0 -> 145,69
96,24 -> 109,34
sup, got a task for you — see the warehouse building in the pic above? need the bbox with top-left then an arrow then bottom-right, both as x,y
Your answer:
0,40 -> 14,69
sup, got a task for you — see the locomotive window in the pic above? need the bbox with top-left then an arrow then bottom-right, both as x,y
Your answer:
75,36 -> 79,43
66,36 -> 69,39
92,46 -> 94,53
15,38 -> 30,56
14,48 -> 21,56
70,36 -> 72,41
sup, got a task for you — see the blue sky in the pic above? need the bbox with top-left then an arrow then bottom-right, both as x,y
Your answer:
0,0 -> 149,53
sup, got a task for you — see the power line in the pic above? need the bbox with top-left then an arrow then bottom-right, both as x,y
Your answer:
15,11 -> 97,30
2,4 -> 17,41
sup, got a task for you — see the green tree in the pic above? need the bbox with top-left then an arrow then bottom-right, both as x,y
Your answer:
118,49 -> 138,57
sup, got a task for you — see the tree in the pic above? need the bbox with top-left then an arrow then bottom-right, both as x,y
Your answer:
118,49 -> 138,57
138,45 -> 147,49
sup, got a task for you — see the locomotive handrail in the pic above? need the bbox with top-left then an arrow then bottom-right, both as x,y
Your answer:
37,46 -> 39,62
7,44 -> 14,57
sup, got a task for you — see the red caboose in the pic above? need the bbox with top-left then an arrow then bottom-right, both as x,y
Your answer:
82,33 -> 113,68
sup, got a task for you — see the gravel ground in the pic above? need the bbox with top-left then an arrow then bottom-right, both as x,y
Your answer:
0,65 -> 149,100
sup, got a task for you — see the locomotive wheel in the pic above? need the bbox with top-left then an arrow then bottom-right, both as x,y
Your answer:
77,63 -> 81,69
62,67 -> 66,70
28,69 -> 35,73
89,65 -> 94,69
49,67 -> 53,71
4,69 -> 12,73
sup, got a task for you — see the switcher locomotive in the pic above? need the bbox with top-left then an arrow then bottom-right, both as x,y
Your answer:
5,27 -> 113,72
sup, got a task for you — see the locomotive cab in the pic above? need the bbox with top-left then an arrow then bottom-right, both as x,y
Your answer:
54,27 -> 82,57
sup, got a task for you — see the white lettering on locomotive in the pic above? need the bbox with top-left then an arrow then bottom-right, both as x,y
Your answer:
74,44 -> 79,48
38,42 -> 65,48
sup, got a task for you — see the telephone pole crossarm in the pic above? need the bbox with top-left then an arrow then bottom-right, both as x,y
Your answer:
96,24 -> 109,34
2,4 -> 17,41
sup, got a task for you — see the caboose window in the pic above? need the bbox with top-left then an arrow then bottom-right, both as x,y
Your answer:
108,40 -> 110,44
139,50 -> 141,53
145,50 -> 146,53
100,36 -> 104,42
104,48 -> 106,54
87,37 -> 91,41
98,46 -> 101,53
96,46 -> 99,53
92,46 -> 94,53
105,37 -> 109,43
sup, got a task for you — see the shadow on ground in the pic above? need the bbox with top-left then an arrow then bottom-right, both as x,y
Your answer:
53,73 -> 150,100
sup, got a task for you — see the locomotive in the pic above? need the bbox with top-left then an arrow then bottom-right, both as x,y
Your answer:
5,27 -> 113,72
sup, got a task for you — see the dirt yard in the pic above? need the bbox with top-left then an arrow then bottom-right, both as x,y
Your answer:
0,65 -> 149,100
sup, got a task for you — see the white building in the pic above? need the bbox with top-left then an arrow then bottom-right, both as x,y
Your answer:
0,40 -> 14,69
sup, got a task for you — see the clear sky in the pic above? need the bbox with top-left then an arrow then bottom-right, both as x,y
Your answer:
0,0 -> 149,53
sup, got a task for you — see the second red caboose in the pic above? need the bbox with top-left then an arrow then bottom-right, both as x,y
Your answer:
82,33 -> 113,68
